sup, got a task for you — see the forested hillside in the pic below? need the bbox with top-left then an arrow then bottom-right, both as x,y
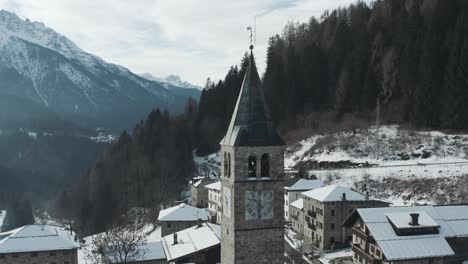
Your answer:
63,101 -> 197,235
195,0 -> 468,154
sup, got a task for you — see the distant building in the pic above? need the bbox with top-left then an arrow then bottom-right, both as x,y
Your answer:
161,223 -> 220,264
0,224 -> 80,264
301,185 -> 389,250
290,198 -> 305,235
205,181 -> 222,223
343,205 -> 468,264
158,203 -> 210,237
284,179 -> 324,221
191,176 -> 215,208
107,241 -> 166,264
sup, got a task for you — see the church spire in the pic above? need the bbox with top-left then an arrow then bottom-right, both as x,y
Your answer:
221,46 -> 284,147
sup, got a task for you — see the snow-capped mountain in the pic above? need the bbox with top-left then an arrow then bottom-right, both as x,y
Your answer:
140,73 -> 202,90
0,10 -> 192,129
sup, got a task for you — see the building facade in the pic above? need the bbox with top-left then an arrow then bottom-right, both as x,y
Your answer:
284,179 -> 324,221
301,185 -> 389,250
220,47 -> 285,264
205,182 -> 222,223
344,205 -> 468,264
0,225 -> 80,264
191,176 -> 215,208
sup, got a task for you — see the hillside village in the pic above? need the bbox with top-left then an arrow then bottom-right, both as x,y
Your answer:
1,47 -> 468,264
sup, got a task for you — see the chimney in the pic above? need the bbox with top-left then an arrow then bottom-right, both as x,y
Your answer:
342,193 -> 346,201
409,213 -> 420,226
173,233 -> 178,245
197,218 -> 203,228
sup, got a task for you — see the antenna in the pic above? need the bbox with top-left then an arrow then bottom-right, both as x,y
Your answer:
254,15 -> 257,46
247,26 -> 253,49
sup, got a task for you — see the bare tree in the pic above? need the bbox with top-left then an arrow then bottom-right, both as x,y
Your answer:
85,224 -> 148,264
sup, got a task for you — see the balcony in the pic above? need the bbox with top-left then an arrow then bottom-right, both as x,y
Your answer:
291,214 -> 299,221
352,226 -> 369,240
352,244 -> 380,264
307,222 -> 316,230
307,210 -> 316,218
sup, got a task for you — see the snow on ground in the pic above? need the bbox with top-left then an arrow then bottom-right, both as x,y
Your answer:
319,249 -> 353,264
285,125 -> 468,205
193,151 -> 221,179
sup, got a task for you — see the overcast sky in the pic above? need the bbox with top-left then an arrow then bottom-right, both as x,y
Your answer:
0,0 -> 368,86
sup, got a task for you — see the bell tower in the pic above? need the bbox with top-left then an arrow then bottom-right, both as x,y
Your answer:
220,44 -> 285,264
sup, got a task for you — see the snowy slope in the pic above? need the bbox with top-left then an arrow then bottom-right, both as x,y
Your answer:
140,73 -> 201,90
285,125 -> 468,206
0,10 -> 191,129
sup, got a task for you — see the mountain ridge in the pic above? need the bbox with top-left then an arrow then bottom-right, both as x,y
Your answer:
0,10 -> 196,130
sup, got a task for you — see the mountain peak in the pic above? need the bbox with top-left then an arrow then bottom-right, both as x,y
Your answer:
140,73 -> 201,90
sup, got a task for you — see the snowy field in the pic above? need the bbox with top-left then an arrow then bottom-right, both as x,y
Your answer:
285,125 -> 468,205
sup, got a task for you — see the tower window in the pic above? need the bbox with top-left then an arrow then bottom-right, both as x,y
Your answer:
228,153 -> 231,177
248,154 -> 257,177
224,153 -> 228,177
261,154 -> 270,177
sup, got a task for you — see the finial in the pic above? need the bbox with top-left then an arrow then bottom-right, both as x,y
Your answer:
247,26 -> 254,50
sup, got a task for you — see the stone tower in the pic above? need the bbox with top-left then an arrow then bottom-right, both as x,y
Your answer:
220,47 -> 285,264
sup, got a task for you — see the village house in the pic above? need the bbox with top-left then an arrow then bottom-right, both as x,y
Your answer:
0,224 -> 80,264
158,203 -> 210,237
343,205 -> 468,264
284,179 -> 324,221
205,181 -> 222,223
191,176 -> 215,208
300,185 -> 389,250
107,241 -> 167,264
161,222 -> 220,264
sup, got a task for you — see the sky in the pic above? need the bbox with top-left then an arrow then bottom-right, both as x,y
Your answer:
0,0 -> 369,87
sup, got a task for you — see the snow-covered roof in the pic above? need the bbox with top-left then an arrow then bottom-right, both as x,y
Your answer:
290,198 -> 304,210
0,224 -> 80,253
158,203 -> 209,222
108,241 -> 166,263
285,179 -> 324,191
353,205 -> 468,261
205,181 -> 221,191
386,211 -> 439,229
301,185 -> 366,202
161,223 -> 220,261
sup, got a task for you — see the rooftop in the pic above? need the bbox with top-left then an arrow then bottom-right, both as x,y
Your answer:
290,198 -> 304,210
220,50 -> 284,147
285,179 -> 324,191
301,185 -> 367,202
205,181 -> 221,191
109,241 -> 166,263
161,223 -> 220,261
0,224 -> 80,253
350,205 -> 468,261
158,203 -> 209,222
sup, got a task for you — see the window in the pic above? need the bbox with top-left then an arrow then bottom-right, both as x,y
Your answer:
248,154 -> 257,177
261,154 -> 270,177
167,222 -> 172,228
224,153 -> 228,177
227,153 -> 231,177
331,209 -> 335,216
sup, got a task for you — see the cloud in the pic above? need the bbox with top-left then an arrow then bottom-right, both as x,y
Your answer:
0,0 -> 369,86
